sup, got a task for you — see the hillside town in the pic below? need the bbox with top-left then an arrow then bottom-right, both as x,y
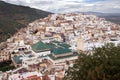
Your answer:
0,13 -> 120,80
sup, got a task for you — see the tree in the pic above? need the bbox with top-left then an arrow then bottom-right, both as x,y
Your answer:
64,43 -> 120,80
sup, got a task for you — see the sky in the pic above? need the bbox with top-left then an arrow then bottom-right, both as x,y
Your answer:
1,0 -> 120,13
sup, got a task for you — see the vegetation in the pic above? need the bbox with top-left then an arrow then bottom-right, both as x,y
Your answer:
0,60 -> 15,72
0,1 -> 51,42
64,43 -> 120,80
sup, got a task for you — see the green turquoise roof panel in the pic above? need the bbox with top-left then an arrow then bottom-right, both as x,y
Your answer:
48,52 -> 78,60
58,43 -> 70,48
31,41 -> 71,54
32,41 -> 50,52
52,48 -> 71,55
13,55 -> 22,64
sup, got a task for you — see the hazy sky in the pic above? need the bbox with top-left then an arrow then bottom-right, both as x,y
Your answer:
1,0 -> 120,13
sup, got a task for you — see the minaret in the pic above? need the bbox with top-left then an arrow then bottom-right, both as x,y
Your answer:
77,35 -> 84,51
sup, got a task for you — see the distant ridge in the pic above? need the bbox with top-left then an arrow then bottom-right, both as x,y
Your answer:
83,12 -> 120,25
0,1 -> 51,42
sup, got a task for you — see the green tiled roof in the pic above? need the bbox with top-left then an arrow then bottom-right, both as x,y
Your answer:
58,43 -> 70,48
52,41 -> 60,43
52,48 -> 71,55
32,41 -> 50,52
46,43 -> 56,50
13,55 -> 22,64
46,42 -> 71,55
48,52 -> 78,60
52,41 -> 70,48
31,41 -> 71,55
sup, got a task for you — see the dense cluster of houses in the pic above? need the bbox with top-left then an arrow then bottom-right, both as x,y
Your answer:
0,13 -> 120,80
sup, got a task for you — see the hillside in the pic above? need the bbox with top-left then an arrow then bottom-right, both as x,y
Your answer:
100,14 -> 120,25
0,13 -> 120,75
84,12 -> 120,25
0,1 -> 51,42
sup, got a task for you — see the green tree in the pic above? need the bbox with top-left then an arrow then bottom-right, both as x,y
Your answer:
64,43 -> 120,80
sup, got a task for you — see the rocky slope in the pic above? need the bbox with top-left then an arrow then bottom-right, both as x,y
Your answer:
0,1 -> 51,42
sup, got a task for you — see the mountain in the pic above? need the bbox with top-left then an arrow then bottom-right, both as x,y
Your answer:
0,1 -> 51,42
84,12 -> 120,25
